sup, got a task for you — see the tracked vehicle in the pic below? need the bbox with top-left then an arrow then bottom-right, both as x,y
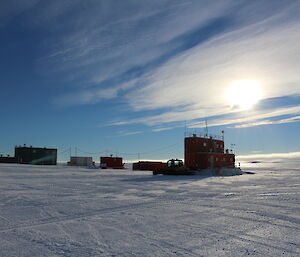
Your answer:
153,159 -> 196,175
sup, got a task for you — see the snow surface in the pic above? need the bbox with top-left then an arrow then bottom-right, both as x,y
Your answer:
0,162 -> 299,257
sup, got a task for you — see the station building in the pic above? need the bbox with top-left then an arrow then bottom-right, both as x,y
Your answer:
15,145 -> 57,165
184,133 -> 235,170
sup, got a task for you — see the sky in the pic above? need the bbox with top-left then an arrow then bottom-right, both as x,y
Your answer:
1,0 -> 300,162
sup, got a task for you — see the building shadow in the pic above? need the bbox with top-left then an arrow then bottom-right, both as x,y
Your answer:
122,174 -> 214,183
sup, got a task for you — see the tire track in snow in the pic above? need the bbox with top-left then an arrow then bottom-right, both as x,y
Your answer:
181,222 -> 300,255
1,196 -> 299,233
0,199 -> 194,233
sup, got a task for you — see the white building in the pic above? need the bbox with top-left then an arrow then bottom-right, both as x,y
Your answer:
68,156 -> 93,166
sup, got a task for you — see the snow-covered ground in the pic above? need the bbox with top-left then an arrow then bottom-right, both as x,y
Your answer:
0,162 -> 299,256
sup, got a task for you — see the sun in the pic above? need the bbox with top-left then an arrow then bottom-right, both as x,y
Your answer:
225,80 -> 263,110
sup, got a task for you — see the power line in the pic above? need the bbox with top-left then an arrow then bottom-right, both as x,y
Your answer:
118,142 -> 181,155
76,148 -> 106,155
58,147 -> 71,155
62,142 -> 181,157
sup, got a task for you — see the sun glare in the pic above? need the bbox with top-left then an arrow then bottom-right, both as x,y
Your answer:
225,80 -> 263,110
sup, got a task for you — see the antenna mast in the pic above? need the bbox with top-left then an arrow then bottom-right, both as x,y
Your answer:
205,119 -> 208,136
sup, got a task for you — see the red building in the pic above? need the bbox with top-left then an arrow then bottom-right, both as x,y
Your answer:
100,156 -> 124,169
132,161 -> 167,171
184,133 -> 235,170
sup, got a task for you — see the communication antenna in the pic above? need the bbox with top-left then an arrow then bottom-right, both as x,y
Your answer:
230,143 -> 236,154
205,119 -> 208,136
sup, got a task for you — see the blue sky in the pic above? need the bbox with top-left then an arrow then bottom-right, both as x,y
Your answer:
1,0 -> 300,162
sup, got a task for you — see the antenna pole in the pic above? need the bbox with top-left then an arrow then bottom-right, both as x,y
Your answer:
205,120 -> 208,136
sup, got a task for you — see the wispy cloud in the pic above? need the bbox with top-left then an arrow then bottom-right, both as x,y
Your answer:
8,1 -> 300,130
233,115 -> 300,128
53,87 -> 118,107
152,127 -> 173,132
100,1 -> 300,130
105,130 -> 143,138
0,0 -> 40,26
33,1 -> 237,101
39,1 -> 234,87
121,131 -> 143,136
237,151 -> 300,162
123,4 -> 300,123
189,105 -> 300,129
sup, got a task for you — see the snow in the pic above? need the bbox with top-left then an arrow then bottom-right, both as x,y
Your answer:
0,162 -> 299,256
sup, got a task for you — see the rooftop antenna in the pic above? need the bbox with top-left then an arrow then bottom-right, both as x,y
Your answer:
205,119 -> 208,137
231,144 -> 236,154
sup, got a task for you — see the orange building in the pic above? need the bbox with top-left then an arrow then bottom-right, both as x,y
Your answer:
184,133 -> 235,170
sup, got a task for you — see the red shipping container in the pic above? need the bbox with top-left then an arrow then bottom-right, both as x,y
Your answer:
132,161 -> 167,171
100,156 -> 124,169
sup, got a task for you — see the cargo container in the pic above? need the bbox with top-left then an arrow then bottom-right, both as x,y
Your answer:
68,156 -> 93,166
132,161 -> 167,171
100,156 -> 124,169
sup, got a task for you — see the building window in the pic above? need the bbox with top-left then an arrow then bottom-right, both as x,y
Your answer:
203,142 -> 207,147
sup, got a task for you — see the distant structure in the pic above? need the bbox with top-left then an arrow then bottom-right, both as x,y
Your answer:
0,155 -> 15,163
100,156 -> 124,169
14,145 -> 57,165
68,156 -> 93,166
132,161 -> 167,171
184,132 -> 235,170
